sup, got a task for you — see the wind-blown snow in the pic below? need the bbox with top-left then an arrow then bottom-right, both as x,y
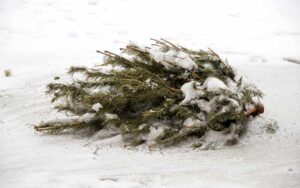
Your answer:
0,0 -> 300,188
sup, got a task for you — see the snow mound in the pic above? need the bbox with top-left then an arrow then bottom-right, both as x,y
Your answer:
203,77 -> 228,91
180,81 -> 204,105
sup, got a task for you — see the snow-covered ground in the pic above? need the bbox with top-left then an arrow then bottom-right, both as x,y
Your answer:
1,0 -> 300,187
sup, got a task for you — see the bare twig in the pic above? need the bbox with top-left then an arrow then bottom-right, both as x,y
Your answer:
160,38 -> 180,50
96,50 -> 113,57
151,43 -> 160,47
207,47 -> 231,71
207,47 -> 221,58
150,38 -> 168,47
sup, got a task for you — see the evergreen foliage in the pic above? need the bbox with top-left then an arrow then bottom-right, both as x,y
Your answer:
35,39 -> 264,147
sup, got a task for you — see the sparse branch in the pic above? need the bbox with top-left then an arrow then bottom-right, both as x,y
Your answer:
160,38 -> 180,50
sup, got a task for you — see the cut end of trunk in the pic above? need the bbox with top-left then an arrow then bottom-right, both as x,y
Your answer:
245,103 -> 264,117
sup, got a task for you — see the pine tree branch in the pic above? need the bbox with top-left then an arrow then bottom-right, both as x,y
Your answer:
150,38 -> 169,47
207,47 -> 233,73
96,50 -> 113,57
160,38 -> 180,50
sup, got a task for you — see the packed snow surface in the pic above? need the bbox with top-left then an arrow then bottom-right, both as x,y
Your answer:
1,0 -> 300,188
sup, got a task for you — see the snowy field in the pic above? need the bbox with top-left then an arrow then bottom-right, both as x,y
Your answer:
0,0 -> 300,187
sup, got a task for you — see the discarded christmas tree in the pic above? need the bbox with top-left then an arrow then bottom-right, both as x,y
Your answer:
35,38 -> 264,147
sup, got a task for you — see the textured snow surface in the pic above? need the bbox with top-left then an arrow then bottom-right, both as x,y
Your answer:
1,0 -> 300,187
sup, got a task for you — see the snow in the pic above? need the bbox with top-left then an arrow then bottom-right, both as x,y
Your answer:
180,81 -> 203,105
92,103 -> 103,112
80,113 -> 96,123
203,77 -> 228,91
146,126 -> 164,142
183,117 -> 202,127
191,99 -> 211,113
172,51 -> 198,70
68,95 -> 87,113
74,83 -> 81,90
149,49 -> 198,70
252,96 -> 263,105
42,116 -> 81,125
105,113 -> 119,120
1,0 -> 300,188
145,78 -> 158,89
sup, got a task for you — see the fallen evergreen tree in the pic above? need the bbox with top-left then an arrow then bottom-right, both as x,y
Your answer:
35,38 -> 264,148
